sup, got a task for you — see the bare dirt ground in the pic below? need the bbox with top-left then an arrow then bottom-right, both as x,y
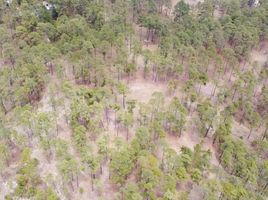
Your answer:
250,42 -> 268,67
232,120 -> 262,145
166,126 -> 219,166
198,82 -> 216,98
128,77 -> 167,102
40,77 -> 116,200
230,42 -> 268,145
2,16 -> 266,200
127,71 -> 220,169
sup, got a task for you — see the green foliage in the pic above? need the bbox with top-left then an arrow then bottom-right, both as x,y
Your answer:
0,141 -> 11,169
137,152 -> 162,199
197,101 -> 217,137
110,147 -> 134,185
1,0 -> 268,199
12,148 -> 57,198
174,0 -> 190,21
165,97 -> 187,136
121,183 -> 143,200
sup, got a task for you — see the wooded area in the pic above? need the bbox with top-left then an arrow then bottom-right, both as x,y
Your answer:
0,0 -> 268,199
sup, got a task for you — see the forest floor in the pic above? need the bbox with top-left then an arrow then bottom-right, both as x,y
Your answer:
2,6 -> 267,200
127,71 -> 219,164
4,37 -> 264,200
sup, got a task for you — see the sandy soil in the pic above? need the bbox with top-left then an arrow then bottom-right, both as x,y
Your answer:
128,78 -> 167,102
2,11 -> 266,200
250,43 -> 268,67
198,82 -> 216,98
166,128 -> 219,167
127,73 -> 220,168
231,120 -> 261,145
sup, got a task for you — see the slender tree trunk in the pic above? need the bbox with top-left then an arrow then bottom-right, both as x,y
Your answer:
105,108 -> 110,127
198,84 -> 202,94
146,28 -> 150,44
179,128 -> 182,137
240,111 -> 245,125
223,61 -> 228,75
0,99 -> 7,114
122,95 -> 125,108
143,65 -> 147,79
262,127 -> 268,140
228,66 -> 234,82
56,121 -> 59,136
248,127 -> 253,139
126,127 -> 129,141
116,123 -> 119,137
205,124 -> 212,137
211,82 -> 218,98
100,164 -> 103,175
70,180 -> 74,192
213,135 -> 217,144
232,88 -> 237,101
189,101 -> 192,114
262,182 -> 268,194
140,27 -> 142,42
114,112 -> 117,129
241,60 -> 247,72
253,86 -> 258,97
91,173 -> 94,191
76,172 -> 79,188
5,157 -> 9,167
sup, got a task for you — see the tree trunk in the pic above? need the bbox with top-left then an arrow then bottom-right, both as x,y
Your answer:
0,99 -> 7,114
70,180 -> 74,192
262,182 -> 268,194
126,127 -> 129,141
262,127 -> 268,140
232,88 -> 237,101
146,28 -> 150,44
241,60 -> 247,72
114,112 -> 117,128
253,80 -> 259,95
140,27 -> 142,42
117,67 -> 120,81
240,111 -> 245,125
198,84 -> 202,94
105,108 -> 109,127
5,157 -> 9,167
91,173 -> 94,191
248,128 -> 253,139
100,164 -> 103,175
189,101 -> 192,114
122,95 -> 125,108
211,82 -> 218,98
56,121 -> 59,136
228,66 -> 234,82
213,136 -> 217,145
205,124 -> 212,137
179,128 -> 182,137
76,172 -> 79,188
143,65 -> 147,79
223,61 -> 228,75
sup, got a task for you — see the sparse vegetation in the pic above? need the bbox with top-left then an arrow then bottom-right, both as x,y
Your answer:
0,0 -> 268,199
